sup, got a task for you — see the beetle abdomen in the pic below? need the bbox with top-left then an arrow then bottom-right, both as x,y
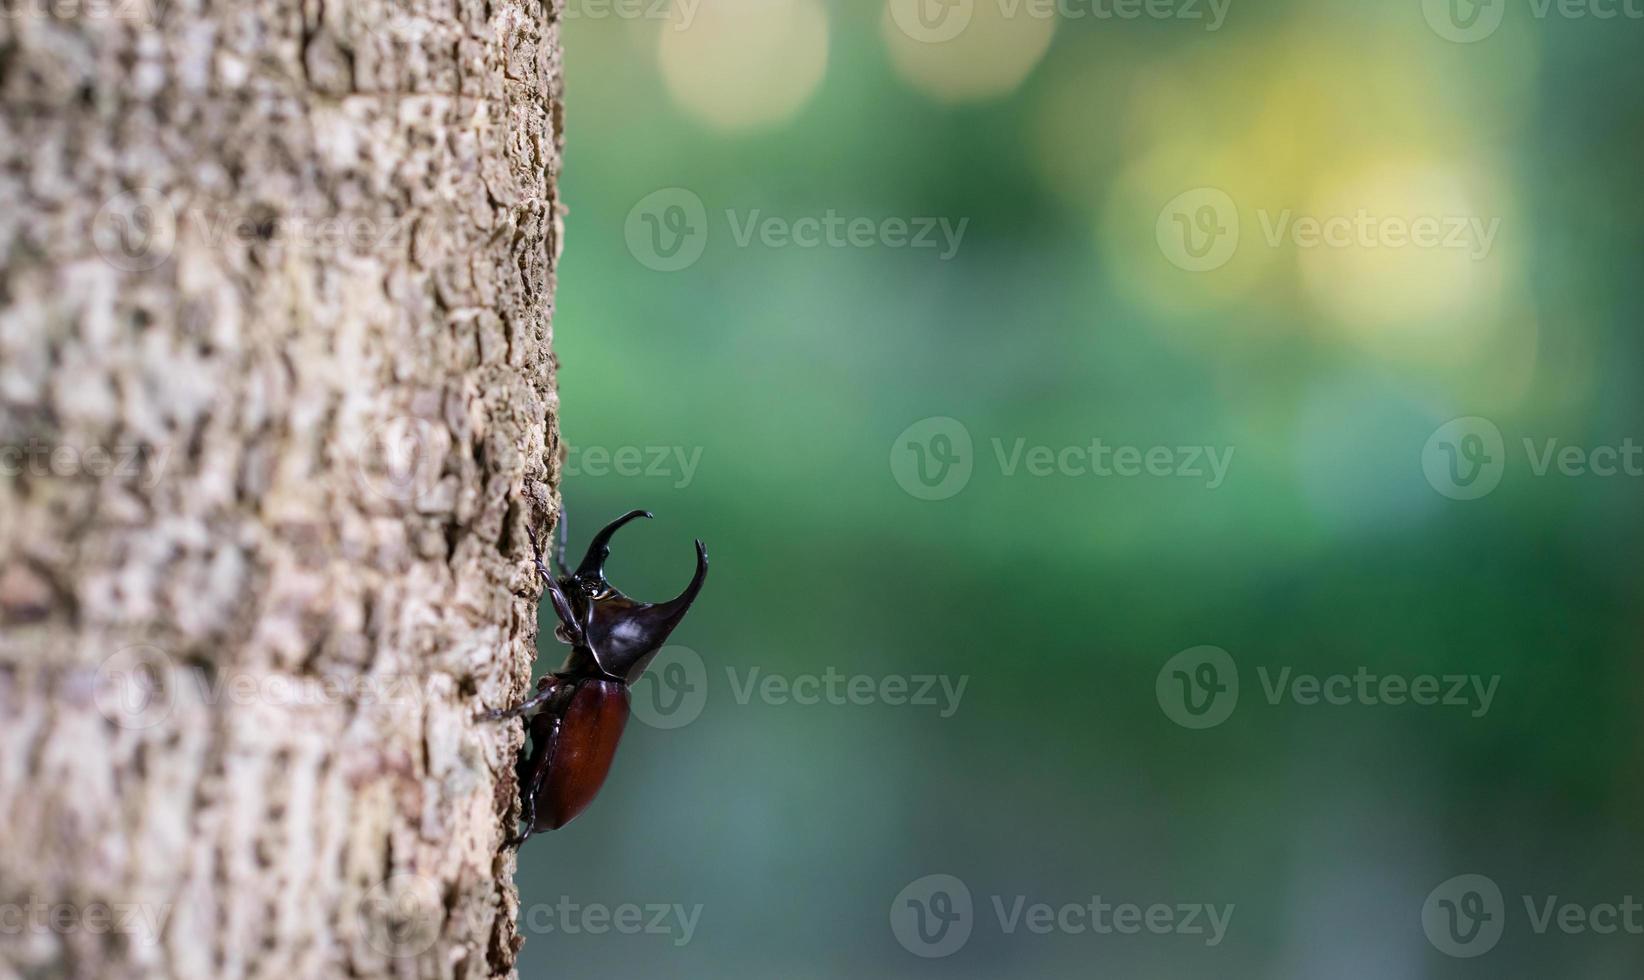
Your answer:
536,678 -> 630,831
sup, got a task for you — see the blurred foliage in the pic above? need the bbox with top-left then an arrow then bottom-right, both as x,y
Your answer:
520,0 -> 1644,976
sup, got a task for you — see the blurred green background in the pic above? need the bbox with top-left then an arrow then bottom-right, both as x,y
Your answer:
521,0 -> 1644,975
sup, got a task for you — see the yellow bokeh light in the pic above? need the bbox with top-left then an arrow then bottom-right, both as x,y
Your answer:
1100,141 -> 1280,322
1297,159 -> 1511,365
657,0 -> 829,131
881,0 -> 1055,103
1081,23 -> 1536,385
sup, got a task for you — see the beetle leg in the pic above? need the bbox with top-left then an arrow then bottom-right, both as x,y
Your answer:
527,522 -> 555,588
508,713 -> 561,850
530,523 -> 587,646
481,676 -> 563,722
552,505 -> 570,577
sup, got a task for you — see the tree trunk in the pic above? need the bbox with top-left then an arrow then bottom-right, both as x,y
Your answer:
0,2 -> 562,977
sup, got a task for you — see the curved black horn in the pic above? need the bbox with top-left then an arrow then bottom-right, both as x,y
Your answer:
602,539 -> 709,682
657,539 -> 709,618
565,511 -> 711,682
575,509 -> 652,580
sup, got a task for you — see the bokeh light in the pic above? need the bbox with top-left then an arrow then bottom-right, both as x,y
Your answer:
1298,157 -> 1514,366
880,0 -> 1056,103
538,2 -> 1644,976
657,0 -> 830,131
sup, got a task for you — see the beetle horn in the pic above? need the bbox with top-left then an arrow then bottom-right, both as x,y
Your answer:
613,539 -> 708,682
654,539 -> 709,625
575,509 -> 652,580
582,537 -> 709,683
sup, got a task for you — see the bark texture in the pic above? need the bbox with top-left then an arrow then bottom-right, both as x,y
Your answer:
0,1 -> 564,977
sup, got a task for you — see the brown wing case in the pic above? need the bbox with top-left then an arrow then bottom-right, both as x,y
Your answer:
535,679 -> 630,832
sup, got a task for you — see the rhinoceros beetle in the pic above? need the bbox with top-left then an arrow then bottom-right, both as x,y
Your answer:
486,509 -> 707,848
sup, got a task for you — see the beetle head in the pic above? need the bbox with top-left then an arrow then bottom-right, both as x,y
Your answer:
562,510 -> 708,683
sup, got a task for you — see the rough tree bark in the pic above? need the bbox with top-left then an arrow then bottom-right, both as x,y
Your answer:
0,1 -> 563,977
